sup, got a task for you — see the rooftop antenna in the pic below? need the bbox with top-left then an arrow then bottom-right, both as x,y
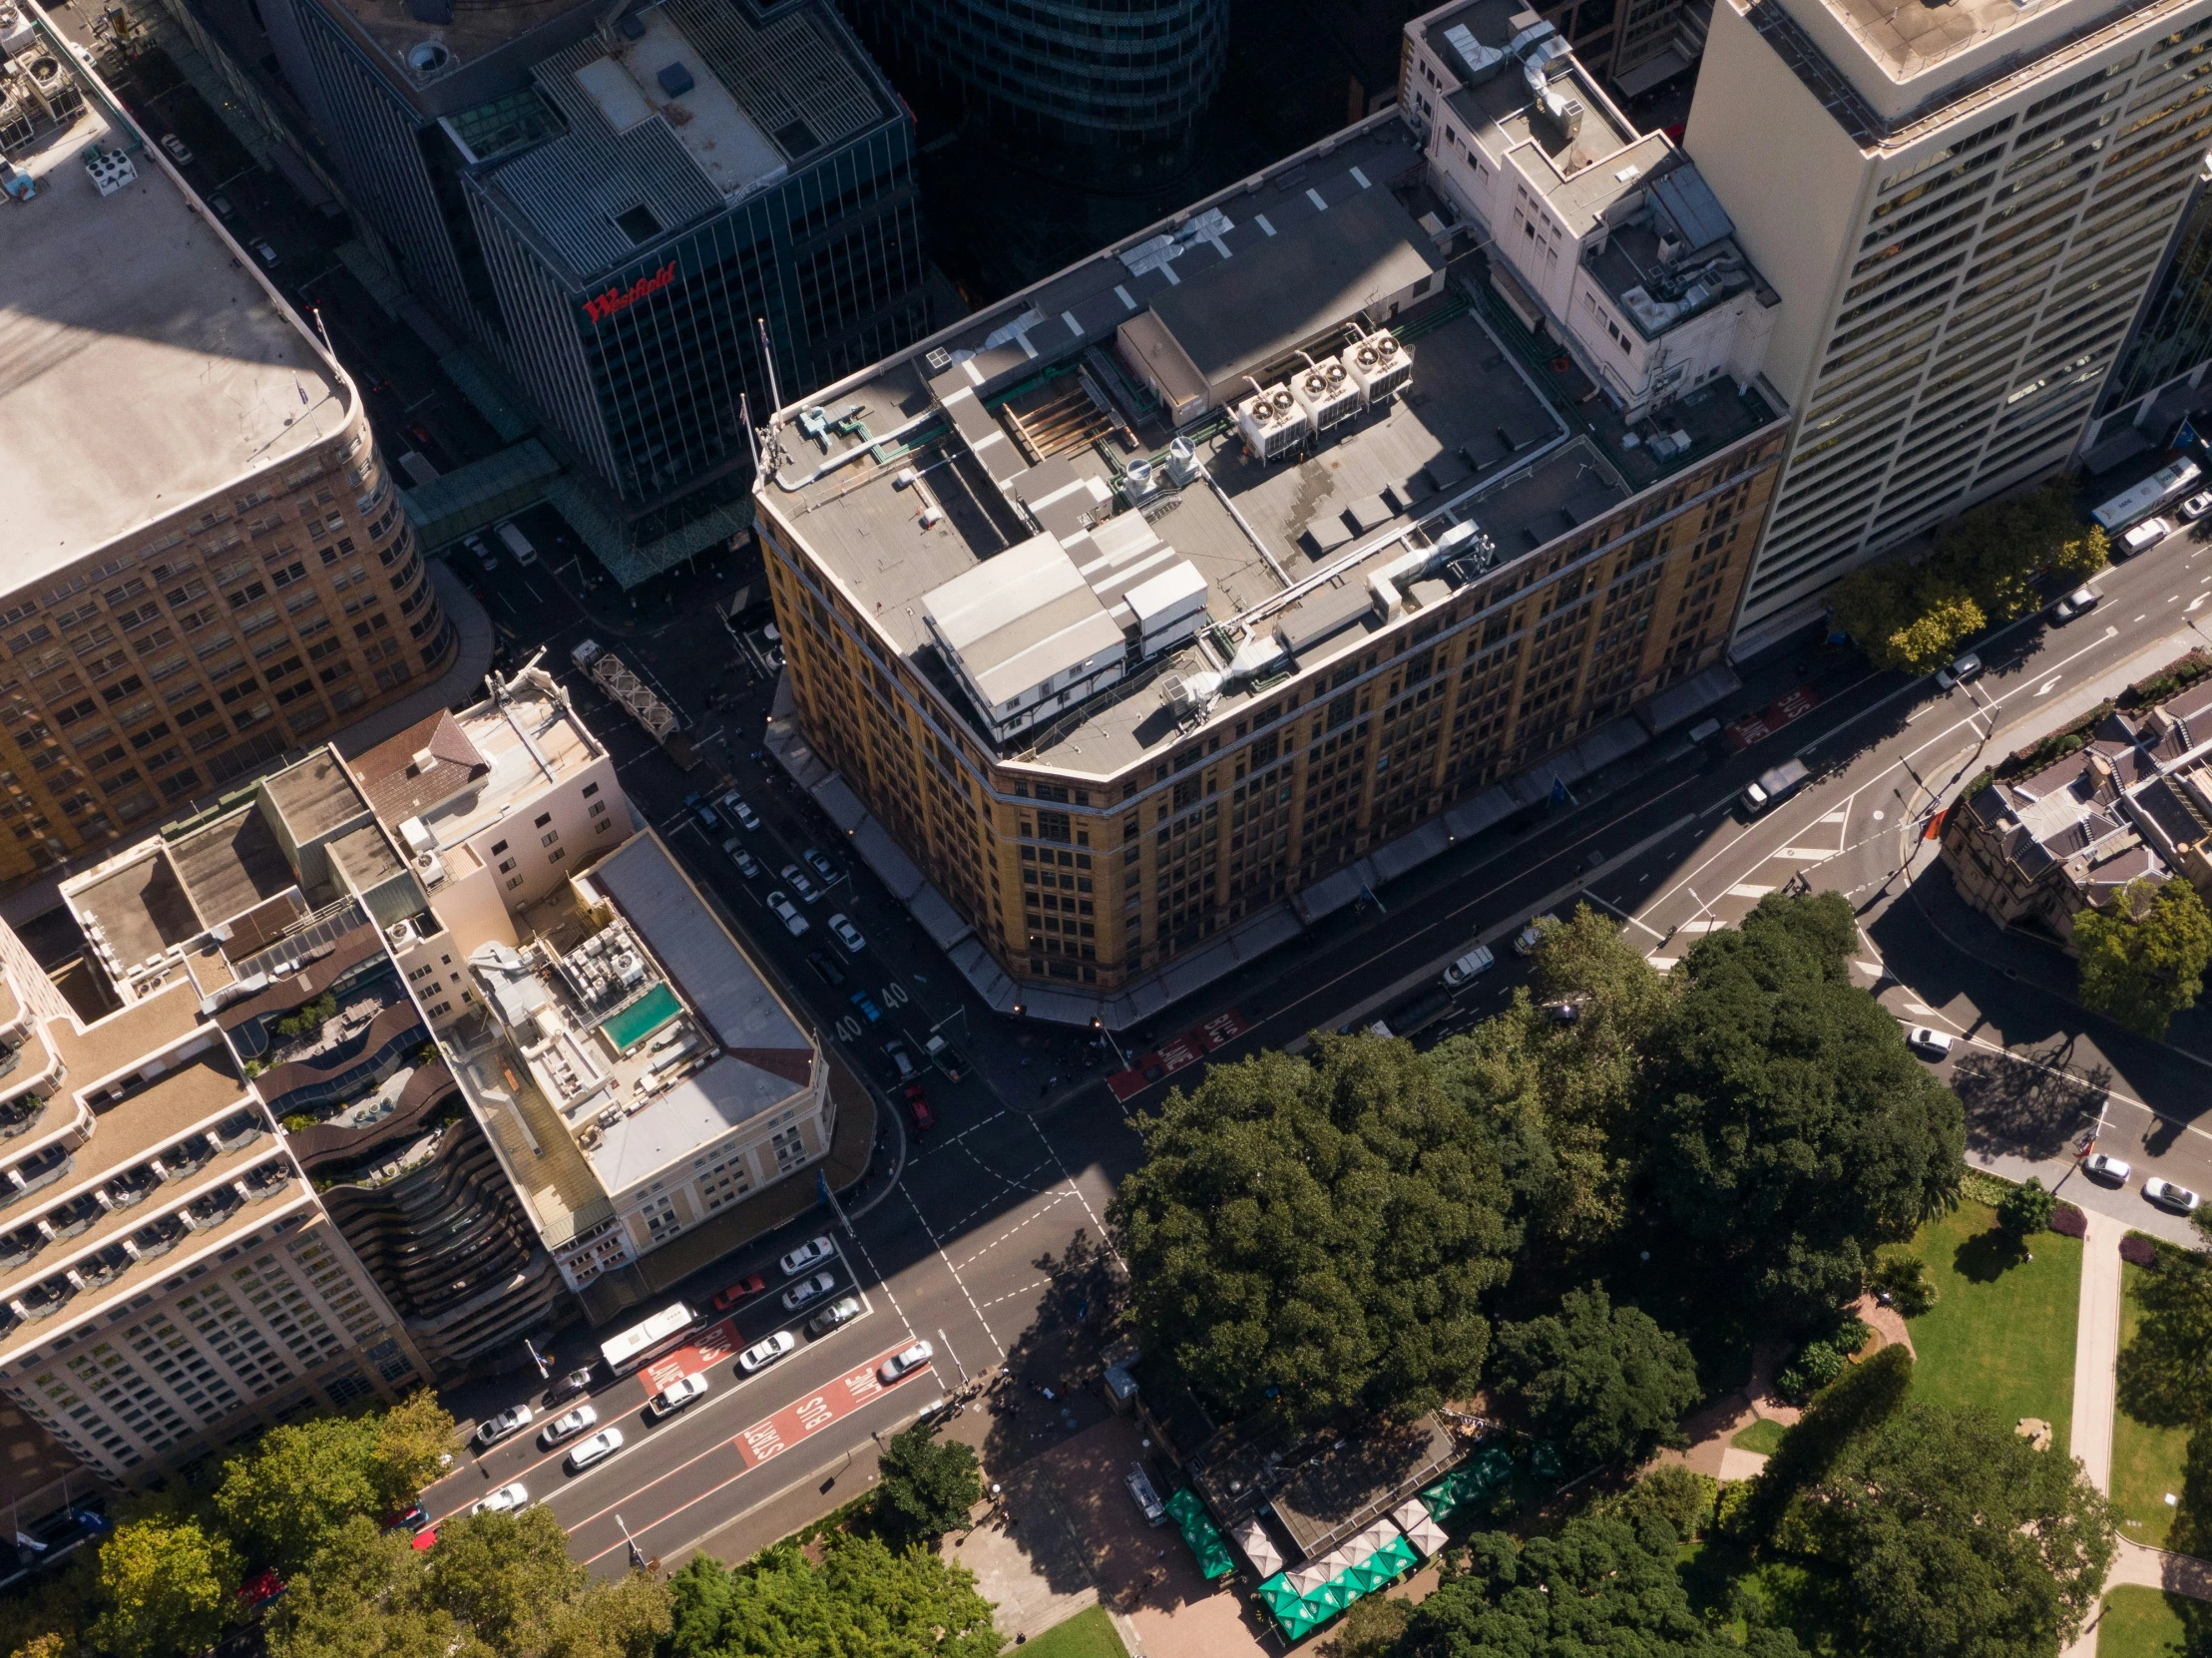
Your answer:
754,316 -> 782,420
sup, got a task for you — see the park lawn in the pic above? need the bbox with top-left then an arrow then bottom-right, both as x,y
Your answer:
2111,1262 -> 2195,1551
1893,1198 -> 2079,1455
2097,1586 -> 2191,1658
1020,1605 -> 1129,1658
1731,1418 -> 1787,1455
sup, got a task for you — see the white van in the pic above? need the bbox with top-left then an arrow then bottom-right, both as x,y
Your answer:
2122,517 -> 2171,558
1443,945 -> 1496,988
495,522 -> 539,565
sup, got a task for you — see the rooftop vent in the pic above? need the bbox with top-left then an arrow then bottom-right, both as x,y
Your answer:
657,60 -> 693,98
405,40 -> 451,77
83,146 -> 135,196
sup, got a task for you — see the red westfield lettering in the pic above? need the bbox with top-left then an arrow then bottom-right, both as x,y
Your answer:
584,261 -> 676,323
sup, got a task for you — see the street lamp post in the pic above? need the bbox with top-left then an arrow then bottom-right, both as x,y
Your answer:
614,1514 -> 650,1572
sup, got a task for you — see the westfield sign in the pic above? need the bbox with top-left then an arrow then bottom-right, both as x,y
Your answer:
584,261 -> 676,323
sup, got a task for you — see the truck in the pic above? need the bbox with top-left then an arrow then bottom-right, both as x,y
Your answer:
923,1033 -> 969,1082
1443,945 -> 1496,988
1742,757 -> 1810,813
570,639 -> 695,769
495,521 -> 539,565
1382,987 -> 1454,1038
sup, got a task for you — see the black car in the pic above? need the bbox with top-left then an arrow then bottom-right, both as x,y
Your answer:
546,1366 -> 595,1405
807,951 -> 847,988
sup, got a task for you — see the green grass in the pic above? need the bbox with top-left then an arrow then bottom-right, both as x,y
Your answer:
2097,1586 -> 2193,1658
1019,1605 -> 1129,1658
2112,1262 -> 2196,1551
1731,1418 -> 1788,1455
1891,1199 -> 2080,1455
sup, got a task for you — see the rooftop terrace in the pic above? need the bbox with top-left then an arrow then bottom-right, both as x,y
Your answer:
0,8 -> 350,584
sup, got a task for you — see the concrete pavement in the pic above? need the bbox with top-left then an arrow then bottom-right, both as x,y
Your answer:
2070,1213 -> 2126,1497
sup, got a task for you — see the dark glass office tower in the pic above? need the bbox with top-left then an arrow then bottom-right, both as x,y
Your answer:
273,0 -> 927,538
847,0 -> 1229,149
2100,179 -> 2212,427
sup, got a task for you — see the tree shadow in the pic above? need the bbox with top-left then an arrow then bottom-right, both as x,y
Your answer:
980,1228 -> 1130,1483
1950,1037 -> 2109,1162
1953,1226 -> 2028,1283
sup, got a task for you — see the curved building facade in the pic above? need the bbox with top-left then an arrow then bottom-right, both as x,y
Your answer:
852,0 -> 1230,147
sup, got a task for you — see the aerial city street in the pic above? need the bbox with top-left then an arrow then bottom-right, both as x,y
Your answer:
8,0 -> 2212,1650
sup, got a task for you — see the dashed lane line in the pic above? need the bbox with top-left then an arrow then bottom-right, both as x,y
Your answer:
955,1192 -> 1070,1272
981,1279 -> 1051,1310
897,1182 -> 1008,1360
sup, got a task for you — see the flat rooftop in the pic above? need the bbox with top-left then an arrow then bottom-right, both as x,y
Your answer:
0,17 -> 349,587
387,667 -> 604,846
760,109 -> 1779,778
64,801 -> 306,983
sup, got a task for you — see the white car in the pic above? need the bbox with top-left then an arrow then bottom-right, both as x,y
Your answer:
779,865 -> 821,904
780,1236 -> 835,1276
1513,916 -> 1554,957
722,838 -> 761,878
564,1427 -> 625,1471
738,1331 -> 797,1374
2184,490 -> 2212,522
159,133 -> 194,165
2145,1177 -> 2203,1214
721,792 -> 760,831
2083,1152 -> 2132,1184
807,1294 -> 862,1337
539,1405 -> 597,1447
472,1404 -> 533,1448
781,1269 -> 836,1311
474,1481 -> 529,1515
878,1341 -> 933,1384
829,913 -> 866,954
209,193 -> 233,217
646,1373 -> 709,1421
1935,651 -> 1982,690
1905,1027 -> 1955,1059
765,891 -> 809,936
802,849 -> 839,884
2051,585 -> 2101,623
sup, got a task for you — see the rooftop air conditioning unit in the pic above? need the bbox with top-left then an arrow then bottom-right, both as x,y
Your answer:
1236,384 -> 1310,464
1165,436 -> 1201,486
1347,332 -> 1413,404
1124,459 -> 1158,502
1291,357 -> 1361,431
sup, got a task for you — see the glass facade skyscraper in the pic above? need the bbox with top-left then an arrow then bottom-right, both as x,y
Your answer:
2099,177 -> 2212,421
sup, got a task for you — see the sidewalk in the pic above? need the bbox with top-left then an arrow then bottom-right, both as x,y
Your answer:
2069,1213 -> 2126,1496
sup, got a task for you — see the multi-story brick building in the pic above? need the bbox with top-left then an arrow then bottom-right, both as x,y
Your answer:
0,6 -> 451,891
753,38 -> 1787,1021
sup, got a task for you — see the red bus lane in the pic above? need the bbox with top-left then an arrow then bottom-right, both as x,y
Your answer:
641,1318 -> 743,1394
574,1343 -> 933,1565
1106,1008 -> 1247,1101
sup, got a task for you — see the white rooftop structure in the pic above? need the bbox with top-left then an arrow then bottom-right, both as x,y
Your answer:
922,534 -> 1130,741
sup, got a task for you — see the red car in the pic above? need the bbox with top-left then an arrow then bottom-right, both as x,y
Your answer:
903,1082 -> 935,1132
711,1273 -> 767,1313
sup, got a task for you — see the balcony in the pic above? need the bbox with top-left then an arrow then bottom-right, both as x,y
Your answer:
184,1186 -> 241,1231
0,1093 -> 48,1141
100,1165 -> 163,1212
128,1213 -> 186,1262
158,1135 -> 215,1180
13,1275 -> 76,1321
0,1223 -> 43,1272
239,1162 -> 291,1203
1,1145 -> 73,1212
42,1192 -> 104,1243
209,1109 -> 267,1154
75,1242 -> 133,1290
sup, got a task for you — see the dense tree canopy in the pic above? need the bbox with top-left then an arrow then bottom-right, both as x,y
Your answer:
1490,1286 -> 1701,1469
215,1392 -> 457,1574
2116,1231 -> 2212,1429
2074,876 -> 2212,1039
86,1515 -> 239,1658
873,1422 -> 983,1545
268,1509 -> 667,1658
1638,893 -> 1965,1326
663,1535 -> 1000,1658
1108,1033 -> 1517,1424
1791,1404 -> 2115,1658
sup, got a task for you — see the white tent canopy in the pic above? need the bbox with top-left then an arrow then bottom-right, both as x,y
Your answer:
1233,1517 -> 1283,1577
1391,1497 -> 1446,1557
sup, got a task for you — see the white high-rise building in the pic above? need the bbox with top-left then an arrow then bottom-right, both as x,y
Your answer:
1689,0 -> 2212,649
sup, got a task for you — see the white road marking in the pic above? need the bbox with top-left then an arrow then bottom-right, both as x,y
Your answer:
2191,596 -> 2208,614
1818,811 -> 1849,824
1646,956 -> 1679,971
1854,960 -> 1888,979
2037,676 -> 2060,695
1673,919 -> 1726,934
1905,1002 -> 1935,1016
1726,883 -> 1775,898
1776,847 -> 1837,862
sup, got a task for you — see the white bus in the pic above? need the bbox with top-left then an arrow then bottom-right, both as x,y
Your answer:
2092,457 -> 2200,531
600,1302 -> 697,1375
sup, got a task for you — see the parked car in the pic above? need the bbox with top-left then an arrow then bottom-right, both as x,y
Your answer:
209,192 -> 233,217
849,990 -> 882,1023
1125,1464 -> 1167,1526
1443,945 -> 1495,988
781,1270 -> 836,1311
1541,997 -> 1583,1025
807,1294 -> 862,1337
1934,651 -> 1982,690
250,238 -> 279,267
474,1482 -> 529,1516
780,1236 -> 835,1276
737,1332 -> 796,1374
878,1341 -> 933,1383
806,951 -> 847,988
710,1273 -> 766,1313
2051,585 -> 2102,623
472,1404 -> 532,1449
903,1081 -> 936,1132
765,892 -> 809,936
547,1366 -> 595,1404
885,1038 -> 918,1082
159,133 -> 194,165
2185,490 -> 2212,522
1905,1027 -> 1955,1059
829,913 -> 866,954
539,1406 -> 598,1448
779,865 -> 820,904
720,793 -> 760,831
464,533 -> 496,572
2083,1152 -> 2132,1184
686,794 -> 721,831
1513,916 -> 1554,957
723,839 -> 761,879
2145,1177 -> 2203,1214
564,1428 -> 624,1471
802,849 -> 838,884
2122,518 -> 2172,557
646,1374 -> 709,1422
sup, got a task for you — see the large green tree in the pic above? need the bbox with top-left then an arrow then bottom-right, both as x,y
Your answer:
2116,1230 -> 2212,1429
1793,1403 -> 2115,1658
2074,876 -> 2212,1039
873,1422 -> 983,1545
663,1534 -> 1000,1658
1395,1508 -> 1800,1657
1489,1286 -> 1701,1469
215,1393 -> 458,1575
86,1515 -> 240,1658
1109,1033 -> 1516,1424
1638,892 -> 1965,1326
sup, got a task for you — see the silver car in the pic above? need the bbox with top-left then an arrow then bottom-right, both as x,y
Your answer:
539,1405 -> 597,1448
474,1481 -> 529,1515
765,892 -> 809,936
564,1427 -> 625,1471
781,1269 -> 836,1311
